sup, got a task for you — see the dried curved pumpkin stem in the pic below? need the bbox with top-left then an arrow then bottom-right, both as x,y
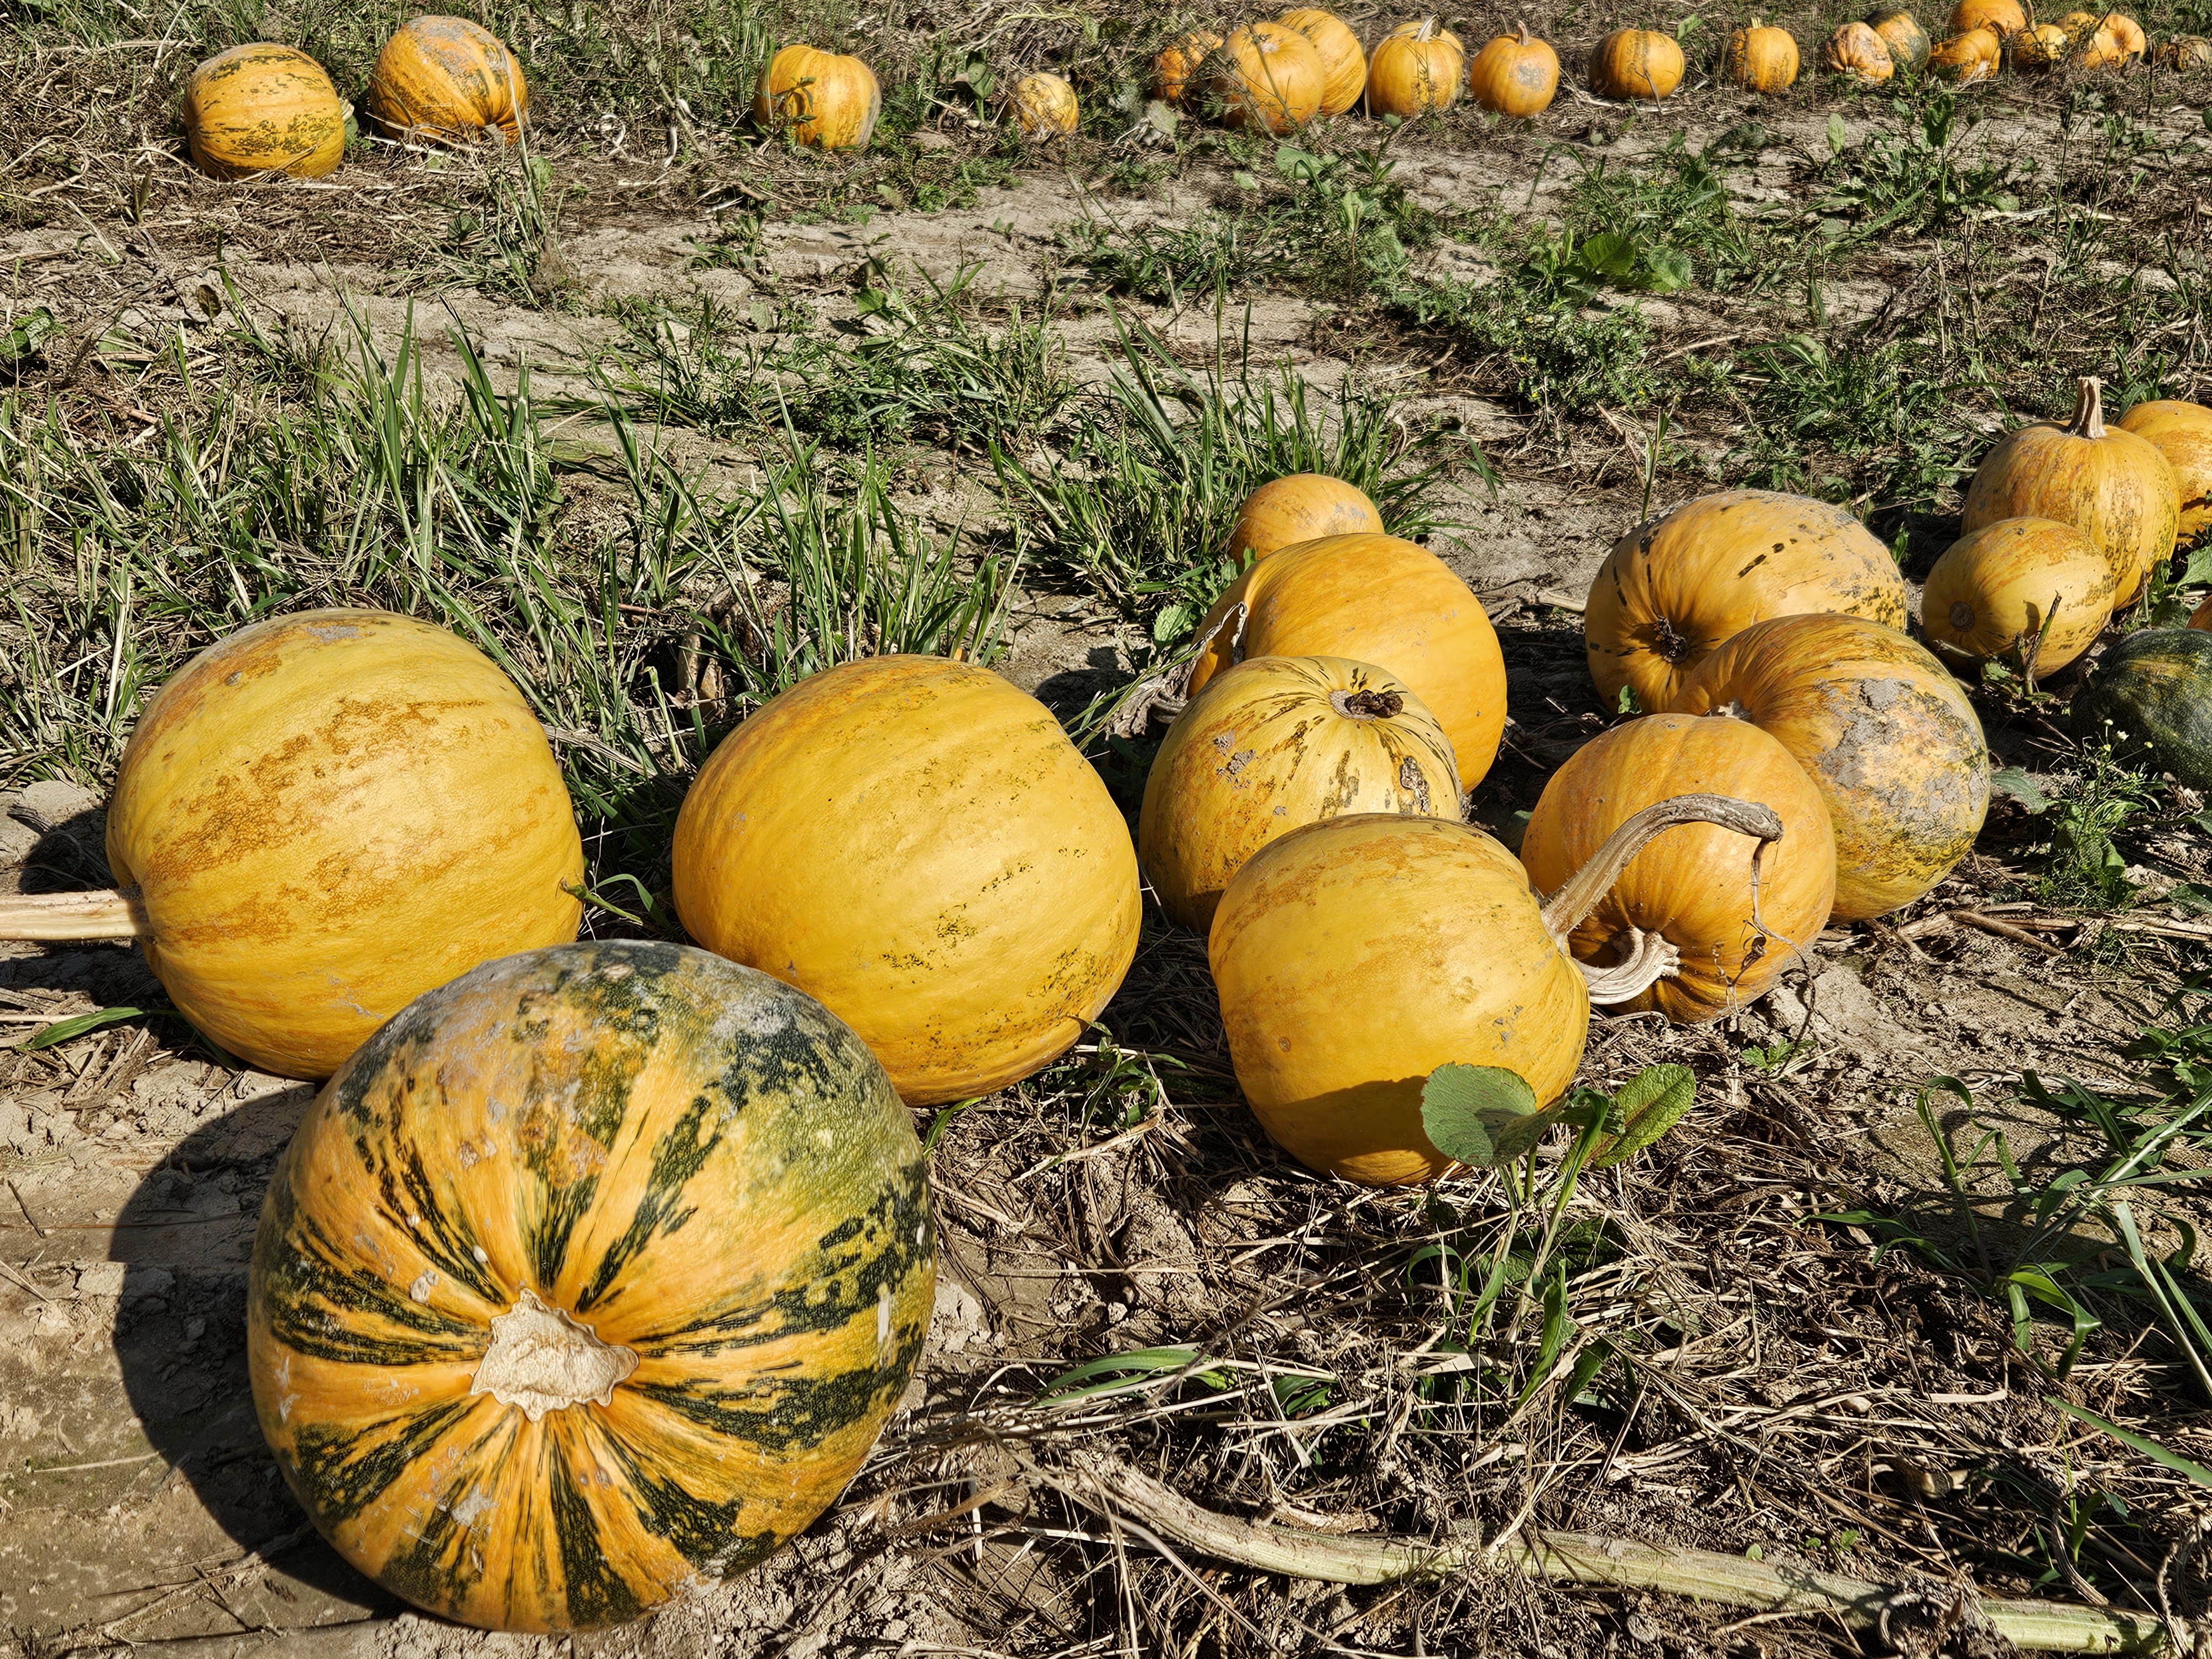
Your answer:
2067,375 -> 2107,440
0,888 -> 152,942
1577,925 -> 1683,1004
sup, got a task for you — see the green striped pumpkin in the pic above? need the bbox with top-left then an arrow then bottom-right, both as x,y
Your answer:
246,941 -> 935,1631
2072,627 -> 2212,790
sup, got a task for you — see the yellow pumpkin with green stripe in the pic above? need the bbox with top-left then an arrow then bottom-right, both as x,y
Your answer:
247,941 -> 935,1632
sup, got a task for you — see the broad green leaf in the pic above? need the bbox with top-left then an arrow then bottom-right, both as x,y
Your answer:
1422,1063 -> 1553,1168
1640,247 -> 1694,292
2,307 -> 58,364
1593,1063 -> 1697,1167
1990,765 -> 2050,813
1580,233 -> 1637,278
2182,543 -> 2212,586
1827,112 -> 1849,156
25,1007 -> 144,1050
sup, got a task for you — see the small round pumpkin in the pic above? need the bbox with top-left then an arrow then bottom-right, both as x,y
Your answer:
1277,8 -> 1369,114
1205,22 -> 1328,132
182,44 -> 348,180
366,17 -> 527,144
2157,33 -> 2212,67
1139,656 -> 1458,932
1672,614 -> 1990,923
1521,713 -> 1836,1025
1868,6 -> 1934,69
2013,22 -> 2072,64
754,44 -> 881,151
1153,30 -> 1223,100
1011,70 -> 1079,136
248,941 -> 935,1633
1728,20 -> 1803,89
1952,0 -> 2028,34
1469,23 -> 1561,115
1367,18 -> 1467,117
1227,474 -> 1385,565
1824,21 -> 1898,80
2116,399 -> 2212,543
671,656 -> 1139,1107
1589,28 -> 1686,99
1923,518 -> 2116,674
1963,377 -> 2180,606
1584,488 -> 1911,713
1931,23 -> 2005,75
1186,533 -> 1509,794
2072,628 -> 2212,788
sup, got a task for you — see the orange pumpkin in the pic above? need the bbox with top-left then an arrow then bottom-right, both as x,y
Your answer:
1952,0 -> 2028,33
1139,655 -> 1457,931
366,16 -> 528,144
1930,23 -> 2005,74
2116,399 -> 2212,542
182,44 -> 348,179
2012,22 -> 2073,63
1869,7 -> 1934,68
1227,474 -> 1384,565
1205,22 -> 1327,132
1824,20 -> 1898,79
1584,488 -> 1911,713
1590,28 -> 1686,99
2086,11 -> 2147,55
1185,533 -> 1508,794
1672,614 -> 1990,922
1521,714 -> 1836,1024
1923,518 -> 2116,675
1963,377 -> 2180,606
671,656 -> 1140,1106
1728,19 -> 1803,88
1276,8 -> 1369,114
1468,23 -> 1561,116
1152,30 -> 1223,100
1367,18 -> 1466,116
754,44 -> 881,150
1011,70 -> 1079,136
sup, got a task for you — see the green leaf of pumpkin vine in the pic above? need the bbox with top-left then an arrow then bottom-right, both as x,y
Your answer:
1592,1063 -> 1697,1168
1422,1063 -> 1574,1168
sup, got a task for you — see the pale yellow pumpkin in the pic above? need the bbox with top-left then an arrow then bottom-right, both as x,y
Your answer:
1227,474 -> 1384,565
1923,518 -> 2116,675
1011,70 -> 1079,136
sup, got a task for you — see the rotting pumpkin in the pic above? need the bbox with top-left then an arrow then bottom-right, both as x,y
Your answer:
0,609 -> 584,1079
247,941 -> 935,1632
366,16 -> 528,144
1823,20 -> 1896,80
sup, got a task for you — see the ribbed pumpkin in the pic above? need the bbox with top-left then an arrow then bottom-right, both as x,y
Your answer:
182,44 -> 348,180
1963,378 -> 2180,607
1227,474 -> 1384,565
1869,6 -> 1934,68
1011,70 -> 1079,135
1672,615 -> 1990,923
671,656 -> 1139,1106
1930,24 -> 2004,74
1923,518 -> 2116,674
1152,30 -> 1223,100
2013,22 -> 2072,64
1584,489 -> 1911,712
1185,533 -> 1508,794
1728,20 -> 1802,88
0,610 -> 583,1079
1367,18 -> 1466,116
1277,9 -> 1368,114
1521,714 -> 1836,1025
1140,656 -> 1457,932
366,17 -> 527,144
1206,22 -> 1327,132
1590,28 -> 1686,99
1210,794 -> 1784,1184
1469,24 -> 1561,115
2116,399 -> 2212,542
754,45 -> 881,150
247,942 -> 935,1633
2157,34 -> 2212,67
1824,21 -> 1897,79
2074,22 -> 2128,63
2099,11 -> 2147,55
2072,629 -> 2212,787
1952,0 -> 2028,33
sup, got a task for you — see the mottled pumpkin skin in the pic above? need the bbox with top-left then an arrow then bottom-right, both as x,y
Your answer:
754,45 -> 881,150
105,609 -> 583,1079
248,942 -> 935,1633
1584,489 -> 1911,712
366,16 -> 528,144
1010,71 -> 1079,136
1210,816 -> 1587,1186
1824,20 -> 1897,78
1468,28 -> 1561,116
1227,474 -> 1383,566
1276,9 -> 1368,114
1139,655 -> 1458,932
1186,533 -> 1508,794
1590,28 -> 1685,98
1672,615 -> 1990,922
671,655 -> 1140,1106
1923,517 -> 2116,674
2117,400 -> 2212,543
2072,628 -> 2212,789
1869,7 -> 1933,69
1951,0 -> 2027,33
183,44 -> 347,180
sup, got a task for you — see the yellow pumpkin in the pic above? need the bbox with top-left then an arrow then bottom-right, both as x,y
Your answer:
1923,518 -> 2116,675
1468,23 -> 1561,116
1589,28 -> 1686,99
1672,614 -> 1990,923
1139,655 -> 1457,932
1952,0 -> 2028,33
1366,18 -> 1466,117
1011,70 -> 1079,136
1185,533 -> 1509,794
1205,22 -> 1328,132
182,43 -> 348,180
1276,8 -> 1368,114
2116,399 -> 2212,542
1869,7 -> 1934,69
1824,20 -> 1897,79
2090,11 -> 2147,55
2012,22 -> 2072,63
1584,488 -> 1912,713
671,656 -> 1140,1106
1521,714 -> 1836,1025
1153,29 -> 1223,100
754,44 -> 881,150
2157,33 -> 2212,67
1227,474 -> 1384,565
366,16 -> 528,144
1728,20 -> 1803,89
1930,23 -> 2005,74
1963,377 -> 2180,606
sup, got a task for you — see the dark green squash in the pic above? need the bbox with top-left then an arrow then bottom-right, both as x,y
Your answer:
2072,628 -> 2212,790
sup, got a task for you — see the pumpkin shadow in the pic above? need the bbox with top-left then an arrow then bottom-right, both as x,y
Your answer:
112,1079 -> 405,1621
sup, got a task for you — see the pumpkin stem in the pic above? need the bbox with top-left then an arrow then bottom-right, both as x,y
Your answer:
1333,688 -> 1405,720
1416,15 -> 1438,41
0,888 -> 152,942
1578,925 -> 1684,1004
1538,792 -> 1786,945
1516,19 -> 1531,43
2067,375 -> 2107,440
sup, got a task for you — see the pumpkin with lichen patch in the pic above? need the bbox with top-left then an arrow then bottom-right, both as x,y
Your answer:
2116,399 -> 2212,544
1228,474 -> 1384,565
366,16 -> 528,144
2072,628 -> 2212,787
183,44 -> 348,179
1010,70 -> 1079,135
1468,24 -> 1560,115
1276,8 -> 1368,113
247,941 -> 935,1633
1923,518 -> 2115,675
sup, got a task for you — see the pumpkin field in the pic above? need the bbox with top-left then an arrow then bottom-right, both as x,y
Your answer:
7,0 -> 2212,1650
